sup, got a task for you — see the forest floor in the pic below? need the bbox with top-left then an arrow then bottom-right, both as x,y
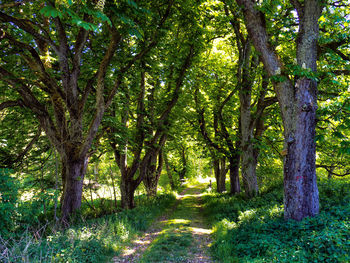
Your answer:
112,184 -> 214,263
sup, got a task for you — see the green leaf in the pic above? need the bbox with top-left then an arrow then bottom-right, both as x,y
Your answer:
128,28 -> 143,39
333,131 -> 345,139
127,0 -> 139,9
315,134 -> 325,142
40,6 -> 60,18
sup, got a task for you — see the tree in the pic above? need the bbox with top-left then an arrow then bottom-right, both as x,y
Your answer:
234,0 -> 322,220
106,0 -> 203,208
0,0 -> 167,221
193,46 -> 241,194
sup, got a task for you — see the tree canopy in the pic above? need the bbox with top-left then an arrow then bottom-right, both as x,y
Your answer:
0,0 -> 349,228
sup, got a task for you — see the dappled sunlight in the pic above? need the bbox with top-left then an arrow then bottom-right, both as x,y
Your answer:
133,239 -> 151,245
181,193 -> 206,198
144,231 -> 162,237
163,218 -> 191,226
121,248 -> 135,257
196,176 -> 213,184
189,226 -> 213,235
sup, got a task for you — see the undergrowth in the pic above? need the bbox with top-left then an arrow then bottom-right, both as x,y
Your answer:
203,177 -> 350,263
0,193 -> 176,262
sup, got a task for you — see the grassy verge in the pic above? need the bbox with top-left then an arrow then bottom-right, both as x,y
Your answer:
0,193 -> 176,263
202,177 -> 350,263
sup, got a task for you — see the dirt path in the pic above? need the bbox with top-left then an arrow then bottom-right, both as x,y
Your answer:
112,185 -> 213,263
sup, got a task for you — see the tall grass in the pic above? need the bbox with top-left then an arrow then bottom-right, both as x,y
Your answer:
0,193 -> 176,263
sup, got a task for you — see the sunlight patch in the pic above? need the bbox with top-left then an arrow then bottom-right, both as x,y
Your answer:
189,227 -> 212,235
122,248 -> 135,257
164,218 -> 191,226
133,239 -> 151,245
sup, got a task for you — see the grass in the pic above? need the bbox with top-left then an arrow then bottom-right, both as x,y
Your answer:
0,193 -> 176,263
140,186 -> 208,262
140,227 -> 193,262
202,176 -> 350,263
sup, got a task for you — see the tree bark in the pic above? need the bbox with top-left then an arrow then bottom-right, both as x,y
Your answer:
240,68 -> 259,196
229,154 -> 241,194
213,157 -> 227,193
120,172 -> 137,209
143,149 -> 164,197
241,144 -> 259,197
61,156 -> 88,222
235,0 -> 321,220
283,78 -> 319,220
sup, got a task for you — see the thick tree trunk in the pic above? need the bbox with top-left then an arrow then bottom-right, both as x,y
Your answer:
241,143 -> 259,197
144,177 -> 158,197
120,174 -> 137,209
235,0 -> 321,220
143,150 -> 163,197
61,156 -> 88,222
240,82 -> 259,197
283,79 -> 319,220
229,155 -> 241,194
142,153 -> 157,196
213,157 -> 227,193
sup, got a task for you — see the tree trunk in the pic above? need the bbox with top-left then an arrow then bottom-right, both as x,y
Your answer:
142,153 -> 157,196
235,0 -> 321,220
213,157 -> 227,193
143,150 -> 164,197
283,78 -> 319,220
229,154 -> 241,194
120,173 -> 137,209
61,156 -> 88,222
241,143 -> 259,197
240,85 -> 259,197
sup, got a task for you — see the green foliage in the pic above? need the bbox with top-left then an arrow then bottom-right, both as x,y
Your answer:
0,168 -> 18,238
0,193 -> 176,262
39,2 -> 111,30
203,177 -> 350,263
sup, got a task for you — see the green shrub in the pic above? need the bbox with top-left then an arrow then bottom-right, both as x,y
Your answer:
204,177 -> 350,263
0,168 -> 19,238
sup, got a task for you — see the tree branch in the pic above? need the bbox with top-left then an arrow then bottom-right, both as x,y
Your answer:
0,11 -> 59,53
0,99 -> 25,111
0,66 -> 61,151
71,21 -> 90,100
79,27 -> 122,158
13,127 -> 42,166
316,164 -> 350,177
2,30 -> 63,97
